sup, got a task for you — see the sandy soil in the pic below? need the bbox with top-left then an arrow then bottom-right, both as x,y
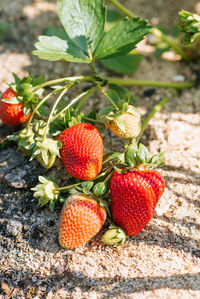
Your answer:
0,1 -> 200,298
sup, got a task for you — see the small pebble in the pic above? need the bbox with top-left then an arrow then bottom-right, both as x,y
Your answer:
173,75 -> 185,82
6,219 -> 23,237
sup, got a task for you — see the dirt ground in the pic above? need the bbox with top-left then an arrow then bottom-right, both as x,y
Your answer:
0,0 -> 200,298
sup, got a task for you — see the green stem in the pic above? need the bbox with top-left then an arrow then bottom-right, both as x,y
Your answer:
137,91 -> 176,141
43,86 -> 71,140
55,182 -> 82,191
105,77 -> 195,89
32,76 -> 95,92
50,88 -> 94,123
104,169 -> 115,183
55,169 -> 111,192
26,88 -> 63,131
108,0 -> 189,61
109,0 -> 136,18
83,116 -> 105,125
91,60 -> 97,75
75,86 -> 98,113
98,84 -> 119,109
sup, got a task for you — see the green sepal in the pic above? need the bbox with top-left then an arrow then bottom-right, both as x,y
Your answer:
7,134 -> 19,141
148,152 -> 165,168
115,117 -> 126,133
103,152 -> 121,164
49,200 -> 55,211
13,73 -> 21,86
136,143 -> 149,163
120,143 -> 165,170
127,105 -> 140,115
1,97 -> 20,104
23,104 -> 31,117
179,10 -> 200,45
81,181 -> 94,191
38,196 -> 50,207
124,143 -> 137,167
31,176 -> 60,209
114,167 -> 127,174
102,224 -> 126,246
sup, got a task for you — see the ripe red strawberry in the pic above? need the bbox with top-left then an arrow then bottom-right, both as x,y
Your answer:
110,170 -> 165,236
57,123 -> 103,180
59,194 -> 106,248
0,88 -> 31,125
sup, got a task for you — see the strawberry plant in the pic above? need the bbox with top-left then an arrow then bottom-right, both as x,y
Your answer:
1,0 -> 197,248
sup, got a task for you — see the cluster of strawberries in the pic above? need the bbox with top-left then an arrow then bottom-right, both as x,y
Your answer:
0,80 -> 165,249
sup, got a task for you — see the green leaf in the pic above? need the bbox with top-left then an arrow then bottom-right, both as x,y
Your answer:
33,35 -> 90,63
94,18 -> 152,60
100,52 -> 142,75
98,106 -> 114,119
105,9 -> 123,32
107,89 -> 119,106
57,0 -> 106,56
109,84 -> 137,105
93,182 -> 107,196
106,9 -> 123,23
44,26 -> 69,40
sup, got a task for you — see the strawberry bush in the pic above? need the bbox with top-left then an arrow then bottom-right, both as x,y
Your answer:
0,0 -> 197,248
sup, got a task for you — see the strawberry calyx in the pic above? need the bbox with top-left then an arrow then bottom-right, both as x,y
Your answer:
29,120 -> 62,168
102,223 -> 126,246
2,73 -> 45,116
31,176 -> 61,211
9,119 -> 61,168
8,126 -> 35,154
50,106 -> 84,136
114,142 -> 165,173
179,10 -> 200,45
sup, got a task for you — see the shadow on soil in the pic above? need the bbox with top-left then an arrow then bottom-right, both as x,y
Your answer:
0,267 -> 200,297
